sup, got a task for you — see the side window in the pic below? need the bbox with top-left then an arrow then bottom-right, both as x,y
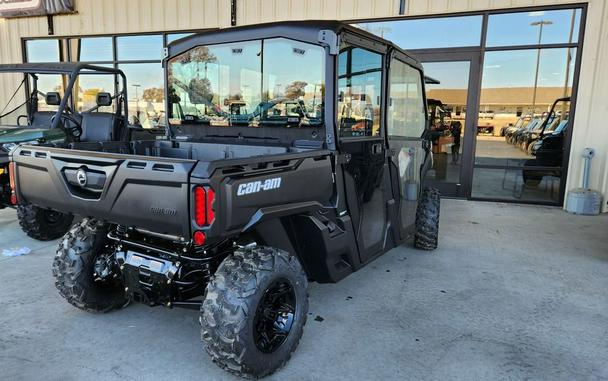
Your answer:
387,59 -> 426,137
337,43 -> 383,138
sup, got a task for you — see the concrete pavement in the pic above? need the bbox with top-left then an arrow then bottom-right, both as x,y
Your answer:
1,200 -> 607,380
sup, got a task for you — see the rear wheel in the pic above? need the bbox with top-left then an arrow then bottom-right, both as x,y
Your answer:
17,204 -> 74,241
414,187 -> 441,251
200,246 -> 308,378
52,218 -> 129,312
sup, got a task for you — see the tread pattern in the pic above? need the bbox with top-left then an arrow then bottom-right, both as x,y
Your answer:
52,218 -> 129,313
200,246 -> 309,378
414,187 -> 441,251
17,204 -> 74,241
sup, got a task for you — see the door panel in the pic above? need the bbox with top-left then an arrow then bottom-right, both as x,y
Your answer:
337,40 -> 389,263
386,58 -> 429,240
341,140 -> 388,261
388,140 -> 426,239
414,51 -> 481,198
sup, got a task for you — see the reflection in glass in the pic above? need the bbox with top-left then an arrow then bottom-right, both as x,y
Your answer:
486,9 -> 581,47
476,48 -> 575,167
26,40 -> 60,62
119,63 -> 164,128
472,167 -> 561,203
71,37 -> 113,62
355,16 -> 482,49
117,35 -> 163,61
167,38 -> 324,129
422,61 -> 470,185
337,44 -> 382,137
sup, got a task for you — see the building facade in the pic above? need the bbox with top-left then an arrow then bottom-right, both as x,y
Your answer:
0,0 -> 606,211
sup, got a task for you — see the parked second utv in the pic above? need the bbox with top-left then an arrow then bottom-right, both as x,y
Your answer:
10,22 -> 440,378
0,64 -> 132,240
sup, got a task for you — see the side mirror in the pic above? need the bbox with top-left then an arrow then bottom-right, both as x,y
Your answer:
96,92 -> 113,107
45,92 -> 61,106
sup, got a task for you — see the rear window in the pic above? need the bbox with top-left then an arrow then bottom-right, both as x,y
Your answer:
167,38 -> 325,129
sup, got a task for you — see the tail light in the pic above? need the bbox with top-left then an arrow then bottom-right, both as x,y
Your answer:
193,185 -> 215,246
8,163 -> 17,205
194,186 -> 206,226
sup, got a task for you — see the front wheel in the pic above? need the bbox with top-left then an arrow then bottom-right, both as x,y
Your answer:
414,187 -> 441,250
200,246 -> 309,378
52,218 -> 129,312
17,204 -> 74,241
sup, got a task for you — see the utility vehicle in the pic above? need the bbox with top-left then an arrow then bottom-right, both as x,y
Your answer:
522,97 -> 571,185
0,63 -> 134,240
10,22 -> 440,378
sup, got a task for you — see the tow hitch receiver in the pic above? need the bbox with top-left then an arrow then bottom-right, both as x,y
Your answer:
115,250 -> 179,307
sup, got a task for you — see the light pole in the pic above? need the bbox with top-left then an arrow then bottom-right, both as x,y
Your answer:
132,84 -> 141,123
530,20 -> 553,114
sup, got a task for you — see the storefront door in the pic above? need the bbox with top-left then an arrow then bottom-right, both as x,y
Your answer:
415,51 -> 481,198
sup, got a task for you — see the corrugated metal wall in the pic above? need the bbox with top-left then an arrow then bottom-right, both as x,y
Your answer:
0,0 -> 606,210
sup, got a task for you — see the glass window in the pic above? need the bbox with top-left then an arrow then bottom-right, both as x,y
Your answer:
337,44 -> 383,138
486,9 -> 581,47
262,38 -> 324,123
476,48 -> 575,166
355,16 -> 482,49
36,75 -> 64,111
167,38 -> 325,129
117,35 -> 163,61
472,167 -> 561,203
387,59 -> 425,137
75,71 -> 117,112
71,37 -> 113,62
26,39 -> 60,62
119,63 -> 164,128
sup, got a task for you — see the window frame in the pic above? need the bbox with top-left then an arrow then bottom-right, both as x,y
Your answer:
337,32 -> 388,143
386,54 -> 428,139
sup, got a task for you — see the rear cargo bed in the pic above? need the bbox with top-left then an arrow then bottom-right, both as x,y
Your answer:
12,145 -> 196,237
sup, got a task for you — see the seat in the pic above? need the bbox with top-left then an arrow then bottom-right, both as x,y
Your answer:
30,111 -> 57,128
80,112 -> 116,142
30,92 -> 63,128
70,92 -> 121,152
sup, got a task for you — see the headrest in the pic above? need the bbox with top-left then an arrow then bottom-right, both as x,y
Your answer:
45,92 -> 61,106
96,92 -> 112,107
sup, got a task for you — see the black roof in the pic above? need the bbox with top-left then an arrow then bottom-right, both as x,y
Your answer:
167,20 -> 421,68
0,63 -> 124,76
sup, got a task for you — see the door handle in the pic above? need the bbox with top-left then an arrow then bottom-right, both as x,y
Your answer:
371,143 -> 383,155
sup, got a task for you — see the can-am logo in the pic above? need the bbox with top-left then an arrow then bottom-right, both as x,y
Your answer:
237,178 -> 282,196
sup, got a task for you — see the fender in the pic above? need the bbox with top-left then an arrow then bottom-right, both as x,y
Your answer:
241,201 -> 325,232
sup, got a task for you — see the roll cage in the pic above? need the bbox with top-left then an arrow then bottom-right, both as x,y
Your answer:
0,63 -> 128,130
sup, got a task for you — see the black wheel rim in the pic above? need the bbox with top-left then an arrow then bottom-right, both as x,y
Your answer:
43,210 -> 63,225
92,248 -> 122,290
253,278 -> 296,354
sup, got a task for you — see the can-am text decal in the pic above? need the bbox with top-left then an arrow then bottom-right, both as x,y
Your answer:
237,178 -> 282,196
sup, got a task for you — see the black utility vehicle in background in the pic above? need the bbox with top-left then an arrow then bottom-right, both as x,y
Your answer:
10,22 -> 440,378
0,64 -> 133,240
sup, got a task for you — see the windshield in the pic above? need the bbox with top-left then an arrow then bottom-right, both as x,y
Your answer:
167,38 -> 325,129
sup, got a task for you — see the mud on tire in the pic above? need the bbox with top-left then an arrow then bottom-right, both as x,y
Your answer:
414,187 -> 441,251
17,203 -> 74,241
52,218 -> 129,312
200,246 -> 309,378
